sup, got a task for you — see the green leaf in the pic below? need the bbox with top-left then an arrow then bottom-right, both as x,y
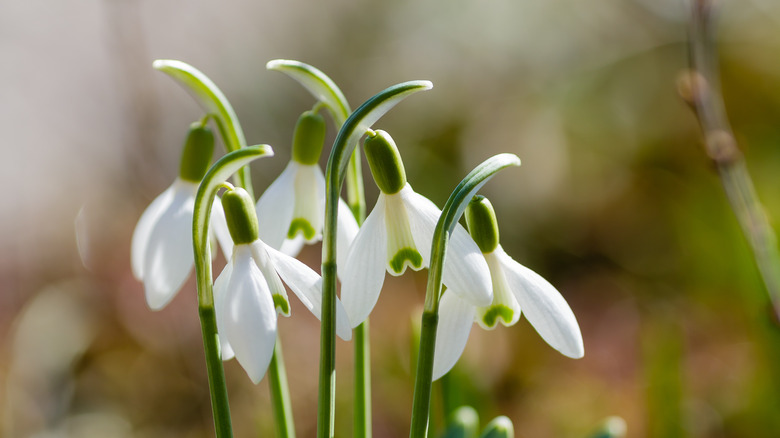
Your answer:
267,59 -> 351,126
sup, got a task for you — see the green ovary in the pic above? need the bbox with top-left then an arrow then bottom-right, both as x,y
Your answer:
389,248 -> 423,274
273,294 -> 290,315
288,218 -> 316,240
481,305 -> 514,328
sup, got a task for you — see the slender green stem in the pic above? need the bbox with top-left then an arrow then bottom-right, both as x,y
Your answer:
318,259 -> 338,438
198,305 -> 233,438
683,0 -> 780,322
269,336 -> 296,438
354,321 -> 372,438
410,311 -> 439,438
409,154 -> 520,438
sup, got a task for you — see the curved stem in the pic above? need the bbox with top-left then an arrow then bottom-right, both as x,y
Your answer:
269,336 -> 296,438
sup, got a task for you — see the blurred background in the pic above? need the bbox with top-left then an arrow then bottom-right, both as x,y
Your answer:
2,0 -> 780,436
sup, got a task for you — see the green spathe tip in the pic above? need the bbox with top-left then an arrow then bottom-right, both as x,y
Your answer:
221,187 -> 259,245
292,111 -> 326,165
465,195 -> 500,254
479,416 -> 514,438
364,130 -> 407,194
179,123 -> 215,182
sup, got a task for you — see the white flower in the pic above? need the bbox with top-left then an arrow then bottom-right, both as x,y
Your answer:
432,196 -> 584,380
131,178 -> 231,310
214,239 -> 353,383
340,183 -> 492,328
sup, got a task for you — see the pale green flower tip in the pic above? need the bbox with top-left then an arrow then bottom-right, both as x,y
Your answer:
480,305 -> 514,328
389,248 -> 423,275
588,416 -> 627,438
364,130 -> 407,194
272,294 -> 290,316
288,218 -> 317,240
479,416 -> 514,438
465,195 -> 500,254
179,123 -> 215,182
443,406 -> 480,438
291,111 -> 326,165
222,188 -> 259,245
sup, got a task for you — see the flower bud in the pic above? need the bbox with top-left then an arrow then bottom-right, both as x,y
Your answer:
221,187 -> 259,245
179,123 -> 215,182
291,110 -> 326,165
465,195 -> 500,254
364,130 -> 407,194
479,416 -> 514,438
443,406 -> 480,438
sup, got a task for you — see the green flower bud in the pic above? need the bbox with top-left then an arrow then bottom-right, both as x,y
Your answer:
291,111 -> 326,165
364,130 -> 407,194
479,416 -> 514,438
465,195 -> 500,254
179,123 -> 215,182
221,187 -> 259,245
443,406 -> 480,438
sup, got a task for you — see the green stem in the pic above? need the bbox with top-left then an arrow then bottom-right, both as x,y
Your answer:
269,337 -> 296,438
354,321 -> 372,438
317,259 -> 338,438
198,305 -> 234,438
410,311 -> 439,438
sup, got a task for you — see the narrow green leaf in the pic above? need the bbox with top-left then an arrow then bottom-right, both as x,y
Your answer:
267,59 -> 351,126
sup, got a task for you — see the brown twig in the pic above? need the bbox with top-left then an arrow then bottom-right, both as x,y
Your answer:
680,0 -> 780,323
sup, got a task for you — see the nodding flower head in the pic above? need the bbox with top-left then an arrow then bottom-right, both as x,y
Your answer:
340,130 -> 492,328
131,122 -> 232,311
216,186 -> 352,383
432,195 -> 584,381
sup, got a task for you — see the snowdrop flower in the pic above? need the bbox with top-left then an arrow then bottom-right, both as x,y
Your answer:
433,195 -> 584,380
215,186 -> 352,383
255,110 -> 358,261
131,123 -> 231,310
340,130 -> 492,328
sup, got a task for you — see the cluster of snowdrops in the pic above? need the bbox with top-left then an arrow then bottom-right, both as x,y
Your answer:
130,59 -> 584,438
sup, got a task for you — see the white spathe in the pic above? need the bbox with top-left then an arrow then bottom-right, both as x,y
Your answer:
131,178 -> 231,311
214,240 -> 352,384
432,245 -> 584,381
340,183 -> 492,328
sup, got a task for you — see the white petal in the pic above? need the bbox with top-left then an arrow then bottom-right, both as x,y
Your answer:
288,164 -> 324,242
210,197 -> 233,258
223,246 -> 278,383
279,235 -> 305,258
214,256 -> 235,360
142,181 -> 198,311
340,195 -> 388,328
131,181 -> 177,279
263,242 -> 352,341
384,191 -> 424,275
498,246 -> 584,358
336,198 -> 360,276
475,251 -> 521,329
256,161 -> 297,250
249,241 -> 291,316
432,291 -> 476,381
403,185 -> 492,307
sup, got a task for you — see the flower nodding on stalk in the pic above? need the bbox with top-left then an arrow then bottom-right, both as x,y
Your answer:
131,121 -> 231,311
432,195 -> 584,381
215,186 -> 353,383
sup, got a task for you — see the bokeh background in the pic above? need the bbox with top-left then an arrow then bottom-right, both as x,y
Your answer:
2,0 -> 780,436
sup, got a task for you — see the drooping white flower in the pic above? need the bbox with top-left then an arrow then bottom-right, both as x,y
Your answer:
255,110 -> 358,264
340,130 -> 492,328
131,124 -> 232,311
216,187 -> 352,383
432,196 -> 584,381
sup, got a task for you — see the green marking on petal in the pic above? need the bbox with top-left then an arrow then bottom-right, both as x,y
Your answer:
481,305 -> 514,328
288,218 -> 317,240
273,294 -> 290,315
389,248 -> 423,274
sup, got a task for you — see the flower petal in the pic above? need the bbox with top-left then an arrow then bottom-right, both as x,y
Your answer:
340,195 -> 388,328
476,251 -> 521,329
279,234 -> 305,258
336,198 -> 360,276
210,197 -> 233,258
287,164 -> 324,242
142,181 -> 198,311
498,246 -> 584,358
403,185 -> 492,307
214,255 -> 235,360
131,180 -> 177,279
432,291 -> 476,381
223,245 -> 278,383
250,241 -> 291,316
263,242 -> 352,341
256,161 -> 297,250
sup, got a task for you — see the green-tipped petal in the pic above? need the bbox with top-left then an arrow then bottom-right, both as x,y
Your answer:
479,416 -> 514,438
476,251 -> 521,329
